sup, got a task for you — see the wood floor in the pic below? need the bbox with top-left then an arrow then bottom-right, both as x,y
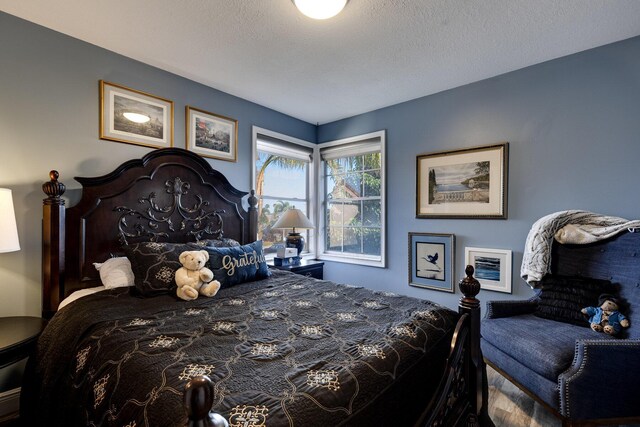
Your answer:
487,366 -> 639,427
487,365 -> 560,427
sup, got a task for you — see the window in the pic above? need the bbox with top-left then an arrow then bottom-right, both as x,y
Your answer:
253,127 -> 315,257
319,131 -> 385,267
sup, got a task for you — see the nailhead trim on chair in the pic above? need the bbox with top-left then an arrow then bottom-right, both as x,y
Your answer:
561,339 -> 640,418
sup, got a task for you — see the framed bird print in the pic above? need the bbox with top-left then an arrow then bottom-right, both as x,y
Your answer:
408,232 -> 455,292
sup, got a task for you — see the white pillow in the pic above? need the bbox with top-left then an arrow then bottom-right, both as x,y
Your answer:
93,257 -> 135,289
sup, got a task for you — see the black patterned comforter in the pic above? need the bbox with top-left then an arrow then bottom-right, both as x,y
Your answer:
22,270 -> 458,426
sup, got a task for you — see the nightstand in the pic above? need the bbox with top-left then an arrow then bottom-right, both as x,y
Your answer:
268,259 -> 324,280
0,317 -> 47,369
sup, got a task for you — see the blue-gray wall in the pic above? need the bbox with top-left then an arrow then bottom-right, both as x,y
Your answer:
318,35 -> 640,310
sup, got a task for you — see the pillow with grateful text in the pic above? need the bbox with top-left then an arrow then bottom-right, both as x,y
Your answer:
203,240 -> 270,288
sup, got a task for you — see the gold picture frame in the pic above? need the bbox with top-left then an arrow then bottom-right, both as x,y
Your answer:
99,80 -> 174,148
186,106 -> 238,162
416,142 -> 508,219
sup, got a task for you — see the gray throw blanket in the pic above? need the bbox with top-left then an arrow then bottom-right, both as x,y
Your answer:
521,210 -> 640,287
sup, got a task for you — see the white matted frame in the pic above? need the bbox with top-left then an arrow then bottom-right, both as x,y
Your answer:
186,106 -> 238,162
465,247 -> 512,293
100,80 -> 174,148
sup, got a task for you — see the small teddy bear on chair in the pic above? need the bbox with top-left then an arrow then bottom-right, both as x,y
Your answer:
582,295 -> 630,336
175,250 -> 221,301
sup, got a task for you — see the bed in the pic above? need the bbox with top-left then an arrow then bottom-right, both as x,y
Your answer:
25,148 -> 491,426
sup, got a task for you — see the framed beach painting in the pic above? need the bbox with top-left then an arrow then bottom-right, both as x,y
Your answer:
408,232 -> 455,293
100,81 -> 174,148
186,106 -> 238,162
416,143 -> 508,219
465,247 -> 512,293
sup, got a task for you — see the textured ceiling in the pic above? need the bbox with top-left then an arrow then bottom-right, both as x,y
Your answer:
2,0 -> 640,124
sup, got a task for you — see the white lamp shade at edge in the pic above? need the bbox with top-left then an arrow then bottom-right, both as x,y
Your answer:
0,188 -> 20,253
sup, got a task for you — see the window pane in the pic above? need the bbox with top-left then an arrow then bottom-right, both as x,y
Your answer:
363,200 -> 381,226
257,152 -> 306,199
343,173 -> 362,198
345,155 -> 363,172
363,153 -> 381,170
362,228 -> 381,256
363,170 -> 381,197
326,175 -> 346,199
343,201 -> 362,226
326,158 -> 347,175
326,226 -> 343,251
327,202 -> 343,226
343,227 -> 359,253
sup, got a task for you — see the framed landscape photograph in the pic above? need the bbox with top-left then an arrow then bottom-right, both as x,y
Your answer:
100,81 -> 174,148
408,232 -> 455,293
465,247 -> 512,293
416,142 -> 508,219
186,106 -> 238,162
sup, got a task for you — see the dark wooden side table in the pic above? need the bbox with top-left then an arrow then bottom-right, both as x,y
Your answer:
268,259 -> 324,280
0,317 -> 47,369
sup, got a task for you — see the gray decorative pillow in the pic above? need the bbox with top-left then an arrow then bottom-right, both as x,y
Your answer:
123,242 -> 199,297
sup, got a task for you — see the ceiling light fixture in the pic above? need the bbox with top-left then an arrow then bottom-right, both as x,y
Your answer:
123,112 -> 151,123
293,0 -> 348,20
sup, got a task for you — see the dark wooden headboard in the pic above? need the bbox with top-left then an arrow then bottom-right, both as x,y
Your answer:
42,148 -> 257,318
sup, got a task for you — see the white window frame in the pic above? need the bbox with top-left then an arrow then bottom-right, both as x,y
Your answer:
251,126 -> 317,259
317,130 -> 386,268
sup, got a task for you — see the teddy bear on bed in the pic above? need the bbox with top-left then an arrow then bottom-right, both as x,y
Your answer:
581,295 -> 630,336
175,250 -> 221,301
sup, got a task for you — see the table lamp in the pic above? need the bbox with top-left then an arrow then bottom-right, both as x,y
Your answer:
271,208 -> 314,260
0,188 -> 20,253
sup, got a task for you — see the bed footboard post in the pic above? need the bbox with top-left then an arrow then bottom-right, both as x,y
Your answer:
184,375 -> 229,427
42,170 -> 66,319
458,265 -> 491,426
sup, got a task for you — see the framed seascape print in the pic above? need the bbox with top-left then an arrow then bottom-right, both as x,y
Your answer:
416,142 -> 508,219
99,81 -> 174,148
186,106 -> 238,162
408,232 -> 455,293
465,247 -> 512,293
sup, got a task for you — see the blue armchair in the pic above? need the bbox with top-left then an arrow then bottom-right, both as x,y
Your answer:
481,231 -> 640,426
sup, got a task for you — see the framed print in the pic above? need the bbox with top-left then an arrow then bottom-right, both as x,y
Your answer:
186,106 -> 238,162
416,142 -> 508,219
408,232 -> 455,292
465,247 -> 512,293
99,80 -> 174,148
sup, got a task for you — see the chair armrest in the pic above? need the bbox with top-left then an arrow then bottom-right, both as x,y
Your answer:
558,339 -> 640,420
485,298 -> 538,319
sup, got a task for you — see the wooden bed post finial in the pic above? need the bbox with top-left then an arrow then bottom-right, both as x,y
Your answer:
459,265 -> 481,310
184,375 -> 228,427
43,170 -> 66,205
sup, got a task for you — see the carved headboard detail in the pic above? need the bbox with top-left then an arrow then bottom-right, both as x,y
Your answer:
42,148 -> 257,318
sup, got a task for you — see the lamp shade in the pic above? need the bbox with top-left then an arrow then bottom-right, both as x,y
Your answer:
272,208 -> 314,231
0,189 -> 20,253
